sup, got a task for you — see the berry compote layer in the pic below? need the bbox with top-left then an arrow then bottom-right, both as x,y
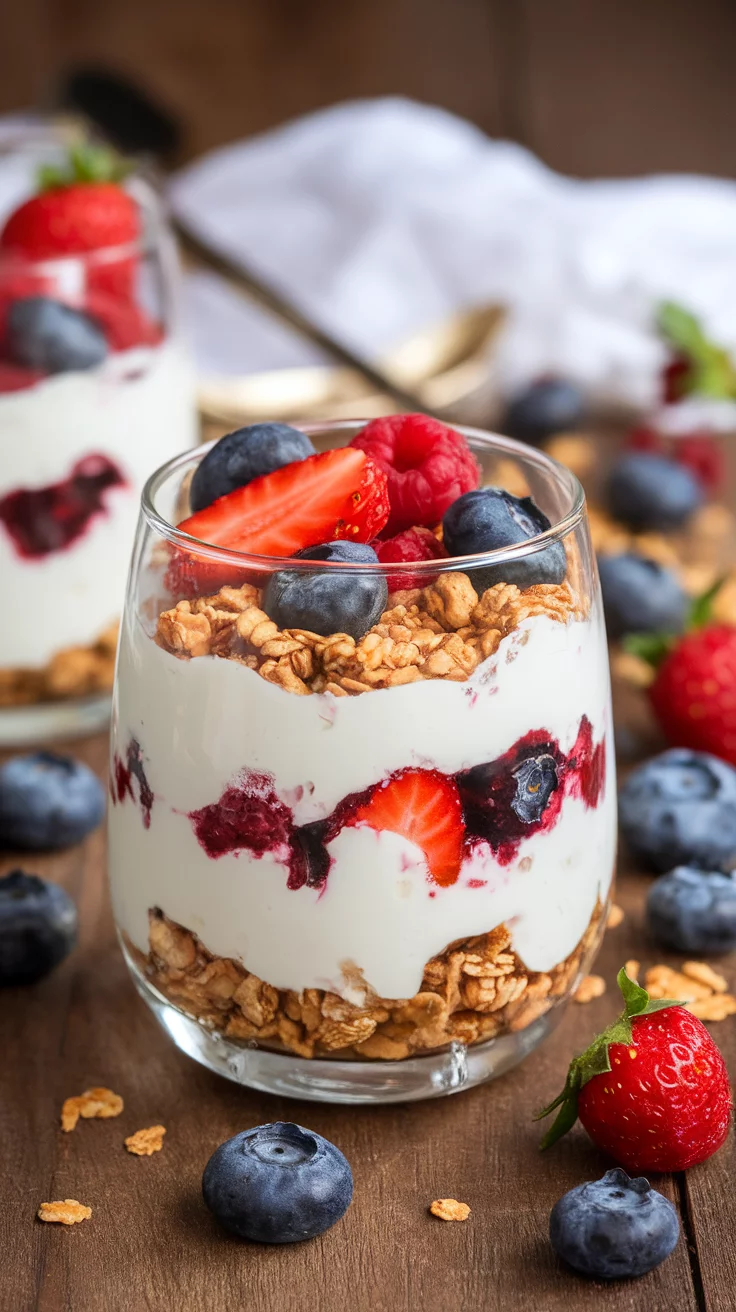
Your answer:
108,416 -> 616,1062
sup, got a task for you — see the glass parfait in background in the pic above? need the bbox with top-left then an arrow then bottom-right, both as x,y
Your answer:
0,133 -> 198,745
108,421 -> 616,1104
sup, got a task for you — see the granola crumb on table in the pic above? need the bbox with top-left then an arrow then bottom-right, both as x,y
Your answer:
430,1198 -> 471,1222
125,1125 -> 167,1156
124,901 -> 604,1061
155,573 -> 587,696
61,1086 -> 124,1132
38,1200 -> 92,1225
573,974 -> 606,1004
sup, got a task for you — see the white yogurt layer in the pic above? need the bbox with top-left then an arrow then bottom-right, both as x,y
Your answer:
109,608 -> 617,1001
0,341 -> 197,668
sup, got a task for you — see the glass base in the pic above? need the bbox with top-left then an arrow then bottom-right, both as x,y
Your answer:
125,948 -> 565,1105
0,693 -> 112,748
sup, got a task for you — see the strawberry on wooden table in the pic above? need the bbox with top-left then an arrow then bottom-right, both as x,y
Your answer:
536,967 -> 732,1174
625,582 -> 736,765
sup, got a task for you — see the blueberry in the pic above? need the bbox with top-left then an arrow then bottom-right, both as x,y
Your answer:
202,1122 -> 353,1243
442,488 -> 567,591
263,541 -> 388,641
512,754 -> 559,823
598,553 -> 688,640
618,749 -> 736,872
190,423 -> 315,511
606,453 -> 703,532
647,866 -> 736,954
0,869 -> 78,985
7,297 -> 108,374
550,1168 -> 679,1280
0,752 -> 105,850
502,378 -> 585,446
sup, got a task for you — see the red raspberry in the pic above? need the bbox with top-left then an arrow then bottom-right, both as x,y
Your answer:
350,414 -> 479,536
625,425 -> 666,454
674,432 -> 725,495
662,353 -> 692,403
373,526 -> 448,590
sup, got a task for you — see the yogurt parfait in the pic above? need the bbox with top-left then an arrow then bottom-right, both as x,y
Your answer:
109,415 -> 616,1102
0,141 -> 197,742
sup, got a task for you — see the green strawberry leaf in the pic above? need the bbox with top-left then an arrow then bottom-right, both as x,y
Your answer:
617,965 -> 649,1015
657,300 -> 736,399
622,631 -> 674,667
536,967 -> 682,1151
688,577 -> 726,631
658,301 -> 710,359
37,142 -> 132,192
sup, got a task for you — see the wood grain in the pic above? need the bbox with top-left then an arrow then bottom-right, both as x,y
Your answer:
4,725 -> 732,1312
1,0 -> 735,177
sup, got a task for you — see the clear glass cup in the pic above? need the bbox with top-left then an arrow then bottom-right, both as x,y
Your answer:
109,422 -> 616,1104
0,133 -> 198,745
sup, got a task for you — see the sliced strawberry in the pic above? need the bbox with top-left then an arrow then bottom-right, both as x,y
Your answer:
177,448 -> 389,557
0,362 -> 45,393
85,291 -> 164,352
349,768 -> 464,887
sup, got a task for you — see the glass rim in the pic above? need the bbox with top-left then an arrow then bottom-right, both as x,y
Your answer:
141,420 -> 587,578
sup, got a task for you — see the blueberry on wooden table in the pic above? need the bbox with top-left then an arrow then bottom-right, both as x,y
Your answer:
550,1168 -> 679,1280
202,1122 -> 353,1243
647,866 -> 736,954
0,869 -> 78,985
618,748 -> 736,872
0,751 -> 105,849
501,378 -> 585,446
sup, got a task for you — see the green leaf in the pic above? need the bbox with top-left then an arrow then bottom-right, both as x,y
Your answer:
657,301 -> 709,358
618,965 -> 650,1016
539,1084 -> 581,1150
688,577 -> 726,631
37,142 -> 132,193
622,631 -> 674,667
639,996 -> 684,1016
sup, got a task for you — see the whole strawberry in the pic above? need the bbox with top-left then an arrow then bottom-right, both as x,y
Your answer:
537,967 -> 731,1174
649,625 -> 736,765
537,970 -> 729,1175
0,144 -> 139,301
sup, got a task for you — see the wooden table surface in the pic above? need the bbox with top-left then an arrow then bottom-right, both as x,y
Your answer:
2,727 -> 734,1312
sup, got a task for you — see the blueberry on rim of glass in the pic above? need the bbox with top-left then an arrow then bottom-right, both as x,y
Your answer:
190,422 -> 316,512
442,487 -> 567,592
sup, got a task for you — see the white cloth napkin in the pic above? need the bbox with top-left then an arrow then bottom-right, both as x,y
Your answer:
170,97 -> 736,411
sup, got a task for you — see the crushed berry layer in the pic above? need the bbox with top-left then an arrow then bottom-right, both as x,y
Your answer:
111,737 -> 154,829
112,718 -> 607,889
0,453 -> 126,559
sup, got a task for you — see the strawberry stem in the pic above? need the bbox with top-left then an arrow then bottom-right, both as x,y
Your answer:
535,967 -> 681,1151
38,143 -> 132,192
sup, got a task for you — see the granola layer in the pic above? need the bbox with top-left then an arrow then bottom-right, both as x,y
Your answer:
125,901 -> 605,1060
155,569 -> 585,696
0,621 -> 118,707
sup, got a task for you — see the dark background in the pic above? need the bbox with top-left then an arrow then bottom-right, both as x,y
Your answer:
3,0 -> 736,174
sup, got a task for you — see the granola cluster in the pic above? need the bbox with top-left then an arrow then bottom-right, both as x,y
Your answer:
155,573 -> 584,697
0,621 -> 118,708
125,902 -> 604,1061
